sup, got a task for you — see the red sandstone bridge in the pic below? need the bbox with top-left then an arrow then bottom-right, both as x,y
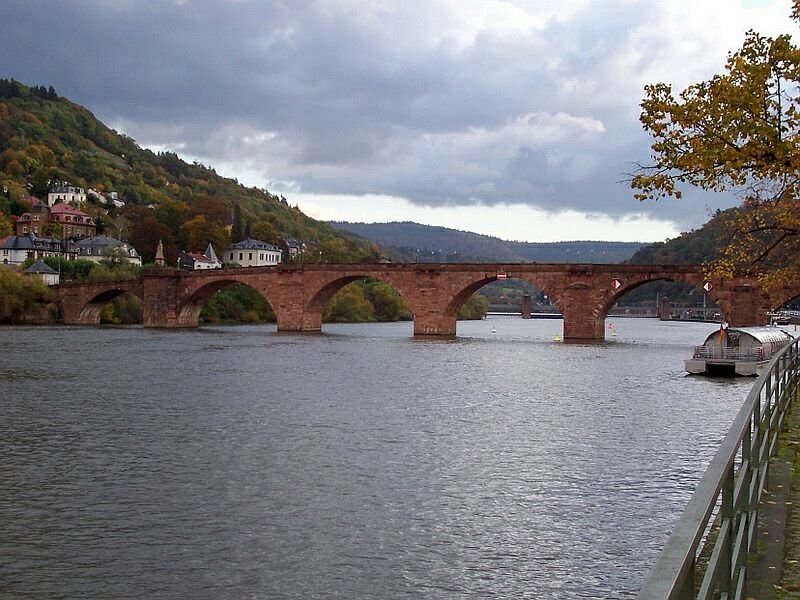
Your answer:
54,263 -> 800,340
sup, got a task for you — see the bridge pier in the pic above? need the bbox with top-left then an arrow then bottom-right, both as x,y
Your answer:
142,270 -> 185,327
561,309 -> 605,341
275,307 -> 322,333
716,283 -> 771,328
413,314 -> 457,336
556,280 -> 607,341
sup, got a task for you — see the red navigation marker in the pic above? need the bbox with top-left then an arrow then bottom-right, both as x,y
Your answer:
612,278 -> 622,290
703,281 -> 713,292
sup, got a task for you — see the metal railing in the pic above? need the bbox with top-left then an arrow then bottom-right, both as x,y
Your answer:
691,346 -> 763,362
637,336 -> 800,600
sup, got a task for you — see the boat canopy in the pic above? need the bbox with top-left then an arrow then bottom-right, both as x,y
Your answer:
702,326 -> 793,346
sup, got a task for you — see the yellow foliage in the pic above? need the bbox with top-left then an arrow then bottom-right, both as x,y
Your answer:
632,12 -> 800,291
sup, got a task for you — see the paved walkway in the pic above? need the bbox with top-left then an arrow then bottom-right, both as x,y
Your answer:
746,395 -> 800,599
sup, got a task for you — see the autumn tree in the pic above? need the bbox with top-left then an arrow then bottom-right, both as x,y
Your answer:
632,3 -> 800,291
154,199 -> 188,235
0,269 -> 54,323
130,217 -> 178,264
188,195 -> 229,226
250,219 -> 279,245
179,214 -> 230,255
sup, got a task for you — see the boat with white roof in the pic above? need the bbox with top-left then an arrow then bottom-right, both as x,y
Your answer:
685,326 -> 795,377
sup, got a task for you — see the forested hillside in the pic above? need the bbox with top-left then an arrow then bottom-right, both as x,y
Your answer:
626,209 -> 733,265
0,79 -> 380,264
331,221 -> 644,263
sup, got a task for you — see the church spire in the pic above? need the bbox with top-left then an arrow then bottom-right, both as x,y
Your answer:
154,239 -> 165,266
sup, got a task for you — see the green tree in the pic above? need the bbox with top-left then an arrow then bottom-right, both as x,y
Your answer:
179,215 -> 230,255
363,280 -> 411,321
632,3 -> 800,290
43,223 -> 62,239
0,211 -> 11,237
458,293 -> 490,320
231,204 -> 245,242
324,283 -> 375,322
100,245 -> 133,268
0,269 -> 54,323
251,220 -> 279,245
154,199 -> 188,235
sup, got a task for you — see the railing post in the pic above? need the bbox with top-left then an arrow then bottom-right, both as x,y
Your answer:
720,464 -> 735,595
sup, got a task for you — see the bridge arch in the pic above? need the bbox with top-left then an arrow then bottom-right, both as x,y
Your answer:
301,273 -> 415,332
176,277 -> 278,327
78,288 -> 143,325
57,280 -> 144,325
772,288 -> 800,311
444,274 -> 562,320
599,274 -> 722,324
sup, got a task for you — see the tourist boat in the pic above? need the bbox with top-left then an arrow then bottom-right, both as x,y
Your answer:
685,326 -> 795,376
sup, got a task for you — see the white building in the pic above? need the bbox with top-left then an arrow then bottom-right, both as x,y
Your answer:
0,234 -> 67,266
47,181 -> 86,208
225,238 -> 282,267
178,243 -> 222,270
24,259 -> 60,285
75,236 -> 142,266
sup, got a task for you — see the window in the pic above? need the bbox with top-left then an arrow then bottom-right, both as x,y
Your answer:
229,253 -> 233,260
239,253 -> 243,261
249,253 -> 253,260
22,226 -> 27,233
260,253 -> 264,260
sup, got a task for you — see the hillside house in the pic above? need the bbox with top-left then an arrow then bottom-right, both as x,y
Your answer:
225,239 -> 282,267
47,203 -> 96,239
15,202 -> 96,240
23,259 -> 60,285
280,239 -> 310,262
47,181 -> 86,208
178,243 -> 222,270
75,236 -> 142,266
0,234 -> 73,266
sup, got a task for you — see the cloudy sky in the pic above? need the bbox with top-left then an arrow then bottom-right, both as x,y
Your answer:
0,0 -> 795,242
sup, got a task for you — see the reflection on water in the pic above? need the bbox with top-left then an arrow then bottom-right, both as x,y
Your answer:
0,319 -> 754,599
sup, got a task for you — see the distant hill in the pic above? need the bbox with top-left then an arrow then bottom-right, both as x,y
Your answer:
330,221 -> 644,263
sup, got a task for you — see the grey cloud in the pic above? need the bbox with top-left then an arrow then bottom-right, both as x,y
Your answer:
0,0 -> 741,229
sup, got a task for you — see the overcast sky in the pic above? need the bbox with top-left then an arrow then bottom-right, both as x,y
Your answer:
0,0 -> 795,242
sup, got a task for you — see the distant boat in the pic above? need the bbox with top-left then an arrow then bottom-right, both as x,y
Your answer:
685,326 -> 794,377
491,326 -> 497,334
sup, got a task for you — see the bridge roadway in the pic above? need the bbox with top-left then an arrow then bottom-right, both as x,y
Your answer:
54,262 -> 799,340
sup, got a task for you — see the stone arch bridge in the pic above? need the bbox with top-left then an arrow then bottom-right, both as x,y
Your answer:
54,263 -> 797,340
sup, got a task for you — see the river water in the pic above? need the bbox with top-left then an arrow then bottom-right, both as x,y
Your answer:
0,318 -> 759,599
